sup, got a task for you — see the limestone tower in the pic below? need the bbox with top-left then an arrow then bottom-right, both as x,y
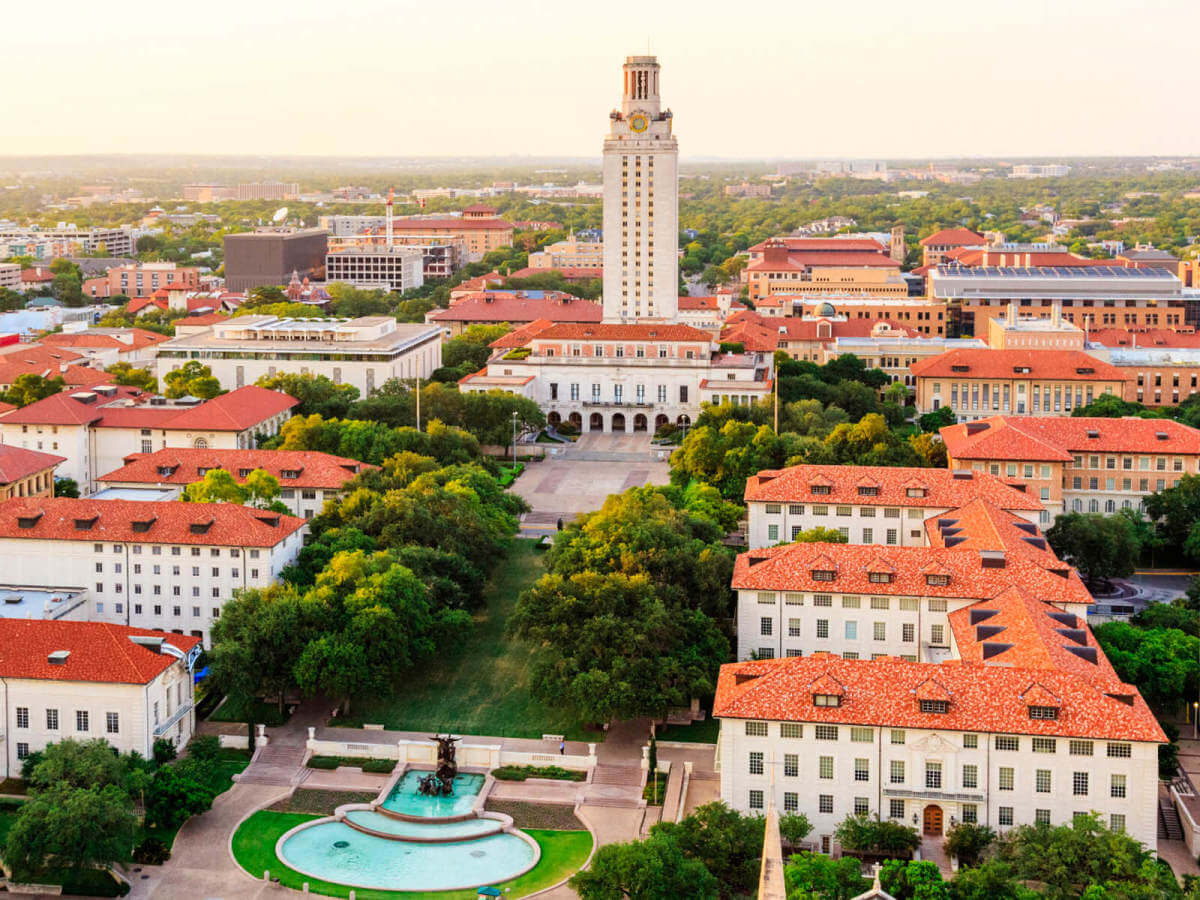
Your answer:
601,55 -> 679,322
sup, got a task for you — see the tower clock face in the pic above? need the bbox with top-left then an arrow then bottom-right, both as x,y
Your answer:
629,114 -> 649,133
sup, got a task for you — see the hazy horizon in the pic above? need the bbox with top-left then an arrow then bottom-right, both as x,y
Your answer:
9,0 -> 1200,159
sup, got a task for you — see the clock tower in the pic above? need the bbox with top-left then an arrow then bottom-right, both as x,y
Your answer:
602,55 -> 679,323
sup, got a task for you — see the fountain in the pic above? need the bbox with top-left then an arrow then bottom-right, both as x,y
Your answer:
416,733 -> 459,797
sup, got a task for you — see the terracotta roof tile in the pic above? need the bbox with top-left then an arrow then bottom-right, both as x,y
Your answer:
0,620 -> 200,685
0,444 -> 65,484
530,323 -> 712,342
99,448 -> 374,489
430,293 -> 601,324
919,227 -> 986,247
910,348 -> 1128,382
744,464 -> 1044,511
941,415 -> 1200,460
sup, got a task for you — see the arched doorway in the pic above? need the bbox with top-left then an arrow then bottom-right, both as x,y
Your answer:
633,413 -> 647,432
922,805 -> 943,836
654,414 -> 669,430
568,412 -> 582,430
612,413 -> 627,433
547,411 -> 561,427
589,413 -> 604,432
676,414 -> 691,427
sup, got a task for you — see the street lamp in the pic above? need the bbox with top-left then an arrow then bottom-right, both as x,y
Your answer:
1193,701 -> 1198,740
512,411 -> 518,471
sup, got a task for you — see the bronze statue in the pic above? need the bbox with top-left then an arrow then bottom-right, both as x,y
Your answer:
416,733 -> 460,796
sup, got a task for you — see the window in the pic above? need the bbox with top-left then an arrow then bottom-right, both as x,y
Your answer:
819,795 -> 833,814
813,594 -> 832,607
962,764 -> 978,789
781,723 -> 802,739
890,760 -> 905,784
962,804 -> 977,824
873,622 -> 886,641
106,712 -> 119,734
1073,772 -> 1089,796
844,621 -> 857,640
925,762 -> 942,789
760,617 -> 773,636
749,752 -> 764,775
815,725 -> 838,741
819,756 -> 834,779
891,729 -> 906,744
919,700 -> 949,714
998,767 -> 1014,791
749,789 -> 764,810
1069,740 -> 1094,756
788,618 -> 802,637
816,619 -> 829,639
854,797 -> 870,816
767,524 -> 779,541
16,743 -> 28,760
1035,809 -> 1051,825
46,709 -> 58,730
1035,769 -> 1051,793
1107,742 -> 1131,758
995,736 -> 1019,751
1111,774 -> 1126,798
745,721 -> 768,737
963,734 -> 978,748
1032,737 -> 1056,753
902,623 -> 915,643
784,754 -> 799,777
784,792 -> 798,813
854,758 -> 869,781
930,624 -> 945,644
76,710 -> 89,732
889,799 -> 905,819
1110,814 -> 1126,833
850,727 -> 873,743
15,707 -> 28,729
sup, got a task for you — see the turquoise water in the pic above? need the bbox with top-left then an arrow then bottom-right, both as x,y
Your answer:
344,809 -> 502,840
380,771 -> 484,818
278,820 -> 536,891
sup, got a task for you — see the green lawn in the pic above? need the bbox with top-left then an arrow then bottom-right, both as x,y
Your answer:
656,717 -> 720,744
210,696 -> 290,727
231,810 -> 592,899
335,540 -> 602,741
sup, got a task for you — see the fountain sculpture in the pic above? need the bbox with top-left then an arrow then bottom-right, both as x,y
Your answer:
416,733 -> 460,796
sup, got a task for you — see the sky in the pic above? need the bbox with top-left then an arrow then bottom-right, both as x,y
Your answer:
6,0 -> 1200,160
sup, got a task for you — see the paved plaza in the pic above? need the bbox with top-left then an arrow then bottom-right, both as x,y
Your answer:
513,434 -> 672,531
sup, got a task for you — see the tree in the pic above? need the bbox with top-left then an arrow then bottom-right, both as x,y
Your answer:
834,814 -> 921,857
1093,620 -> 1200,713
879,859 -> 950,900
783,852 -> 869,899
1073,393 -> 1154,418
778,813 -> 813,848
440,324 -> 511,376
908,432 -> 948,467
2,373 -> 65,407
509,571 -> 728,723
571,834 -> 719,900
1045,512 -> 1140,586
26,739 -> 129,792
255,372 -> 359,418
144,765 -> 216,831
917,407 -> 956,432
943,822 -> 995,867
163,360 -> 223,399
183,466 -> 288,513
2,782 -> 136,881
947,860 -> 1023,900
652,802 -> 763,897
1144,475 -> 1200,561
54,477 -> 80,498
790,527 -> 848,544
105,361 -> 156,392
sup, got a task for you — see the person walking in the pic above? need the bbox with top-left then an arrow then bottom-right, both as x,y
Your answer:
559,740 -> 565,755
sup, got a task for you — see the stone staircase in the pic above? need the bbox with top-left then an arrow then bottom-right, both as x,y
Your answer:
237,743 -> 308,786
592,764 -> 643,786
1160,798 -> 1185,842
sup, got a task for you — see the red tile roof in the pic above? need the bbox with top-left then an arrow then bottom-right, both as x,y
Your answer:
505,266 -> 603,280
390,217 -> 512,232
1086,328 -> 1200,349
919,227 -> 986,247
175,313 -> 230,327
529,323 -> 712,342
99,448 -> 374,489
713,654 -> 1164,742
430,293 -> 601,324
1,385 -> 297,431
20,269 -> 54,283
0,497 -> 305,548
746,251 -> 901,272
488,319 -> 555,349
731,542 -> 1093,609
0,444 -> 65,484
941,415 -> 1200,461
0,344 -> 87,383
126,296 -> 168,314
749,238 -> 887,254
923,498 -> 1063,569
909,349 -> 1128,382
945,247 -> 1129,268
744,464 -> 1043,511
40,329 -> 169,351
0,620 -> 201,685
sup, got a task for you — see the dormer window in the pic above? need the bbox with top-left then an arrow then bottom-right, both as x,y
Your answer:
1028,706 -> 1059,720
857,486 -> 879,496
189,520 -> 213,534
919,700 -> 949,714
280,469 -> 301,479
810,484 -> 831,495
925,574 -> 950,586
868,572 -> 893,584
813,694 -> 841,708
74,517 -> 98,531
1086,430 -> 1099,439
238,468 -> 253,477
951,364 -> 970,373
17,513 -> 42,529
811,569 -> 835,582
906,488 -> 926,498
131,518 -> 156,533
156,465 -> 177,477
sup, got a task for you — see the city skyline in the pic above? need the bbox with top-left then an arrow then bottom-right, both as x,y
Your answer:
8,0 -> 1200,159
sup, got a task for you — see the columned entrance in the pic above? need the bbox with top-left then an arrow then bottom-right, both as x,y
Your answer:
922,804 -> 943,836
611,413 -> 627,433
589,413 -> 604,431
633,413 -> 647,432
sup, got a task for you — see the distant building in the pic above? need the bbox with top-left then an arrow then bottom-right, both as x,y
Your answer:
318,214 -> 512,263
0,226 -> 135,259
157,315 -> 442,396
233,182 -> 299,201
427,291 -> 601,336
0,263 -> 19,289
918,228 -> 985,268
0,444 -> 65,500
95,262 -> 201,300
744,238 -> 904,303
1010,164 -> 1070,178
223,229 -> 329,292
1116,246 -> 1179,272
987,302 -> 1085,350
725,181 -> 772,198
527,235 -> 604,269
324,246 -> 424,293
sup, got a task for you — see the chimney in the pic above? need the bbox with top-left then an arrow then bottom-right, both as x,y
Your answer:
1008,301 -> 1017,326
1051,301 -> 1061,328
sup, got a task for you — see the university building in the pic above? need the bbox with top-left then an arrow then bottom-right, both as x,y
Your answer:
941,415 -> 1200,518
0,621 -> 202,778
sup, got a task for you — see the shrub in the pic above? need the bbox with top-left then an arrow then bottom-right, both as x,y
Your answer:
944,822 -> 995,866
834,813 -> 920,857
490,764 -> 586,782
152,738 -> 177,766
361,758 -> 397,774
0,797 -> 24,812
132,837 -> 171,865
187,735 -> 220,762
306,756 -> 340,770
306,755 -> 395,772
556,422 -> 579,436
